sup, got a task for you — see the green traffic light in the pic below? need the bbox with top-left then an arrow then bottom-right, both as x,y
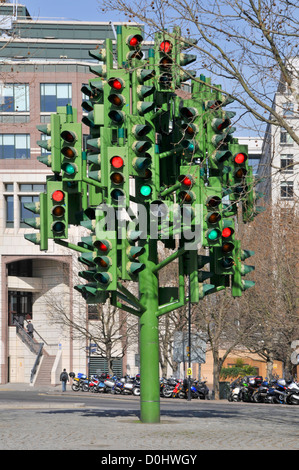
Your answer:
207,229 -> 220,241
62,162 -> 76,176
140,185 -> 152,197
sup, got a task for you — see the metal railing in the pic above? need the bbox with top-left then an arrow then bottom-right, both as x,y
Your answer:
14,320 -> 44,382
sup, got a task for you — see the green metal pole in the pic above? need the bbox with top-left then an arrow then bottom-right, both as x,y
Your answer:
138,237 -> 160,423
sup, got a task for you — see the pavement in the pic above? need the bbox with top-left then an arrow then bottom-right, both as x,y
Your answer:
0,382 -> 298,452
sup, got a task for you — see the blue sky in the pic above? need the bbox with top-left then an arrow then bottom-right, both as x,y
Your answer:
21,0 -> 125,22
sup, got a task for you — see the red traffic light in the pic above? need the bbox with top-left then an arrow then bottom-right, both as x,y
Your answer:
234,153 -> 247,164
222,227 -> 233,238
178,174 -> 193,188
160,40 -> 172,53
108,77 -> 124,91
52,190 -> 65,203
111,156 -> 124,169
127,34 -> 143,47
93,239 -> 111,252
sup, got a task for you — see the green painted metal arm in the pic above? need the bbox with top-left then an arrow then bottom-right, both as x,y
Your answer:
152,246 -> 186,273
156,249 -> 187,317
117,282 -> 145,313
54,239 -> 91,253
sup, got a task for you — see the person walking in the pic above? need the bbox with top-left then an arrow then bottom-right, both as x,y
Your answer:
60,369 -> 69,392
27,320 -> 34,338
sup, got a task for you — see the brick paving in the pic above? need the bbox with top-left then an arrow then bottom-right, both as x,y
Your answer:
0,383 -> 298,451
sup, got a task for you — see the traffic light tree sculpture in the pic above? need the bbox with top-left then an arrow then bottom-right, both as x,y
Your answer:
25,25 -> 261,424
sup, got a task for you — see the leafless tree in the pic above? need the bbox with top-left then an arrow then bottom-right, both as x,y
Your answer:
99,0 -> 299,147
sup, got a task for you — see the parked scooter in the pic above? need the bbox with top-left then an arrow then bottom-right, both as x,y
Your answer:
228,378 -> 243,402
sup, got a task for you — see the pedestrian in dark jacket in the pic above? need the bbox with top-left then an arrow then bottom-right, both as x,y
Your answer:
27,321 -> 34,338
60,369 -> 69,392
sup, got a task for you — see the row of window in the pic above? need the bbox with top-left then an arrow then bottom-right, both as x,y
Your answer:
0,133 -> 90,159
3,178 -> 295,229
0,83 -> 73,113
4,184 -> 46,228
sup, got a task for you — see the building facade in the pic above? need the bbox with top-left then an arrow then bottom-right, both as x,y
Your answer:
257,59 -> 299,206
1,2 -> 288,388
0,1 -> 144,384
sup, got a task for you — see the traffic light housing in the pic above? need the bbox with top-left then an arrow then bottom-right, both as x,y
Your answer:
107,146 -> 129,207
37,113 -> 61,173
46,179 -> 68,239
24,192 -> 48,251
178,100 -> 205,165
127,115 -> 157,203
60,122 -> 83,182
232,240 -> 255,297
227,143 -> 249,203
205,96 -> 235,178
210,218 -> 236,276
79,235 -> 118,292
201,178 -> 223,247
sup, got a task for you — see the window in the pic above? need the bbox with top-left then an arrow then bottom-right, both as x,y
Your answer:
280,129 -> 294,145
248,158 -> 260,175
280,181 -> 294,199
39,133 -> 50,154
20,184 -> 45,192
40,83 -> 72,112
8,290 -> 32,326
0,83 -> 29,112
20,195 -> 39,228
8,259 -> 33,277
280,154 -> 294,174
282,102 -> 294,117
0,134 -> 30,159
6,196 -> 14,228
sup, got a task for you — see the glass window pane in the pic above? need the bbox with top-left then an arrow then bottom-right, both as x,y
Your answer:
20,184 -> 33,191
15,134 -> 30,159
56,84 -> 69,98
14,85 -> 29,112
20,195 -> 39,223
0,84 -> 14,112
33,184 -> 45,191
3,134 -> 15,159
6,196 -> 14,227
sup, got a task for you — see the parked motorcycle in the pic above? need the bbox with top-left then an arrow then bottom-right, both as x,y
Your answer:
177,378 -> 210,399
286,379 -> 299,405
160,377 -> 179,398
192,380 -> 210,399
71,373 -> 90,392
118,376 -> 140,396
240,376 -> 263,402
